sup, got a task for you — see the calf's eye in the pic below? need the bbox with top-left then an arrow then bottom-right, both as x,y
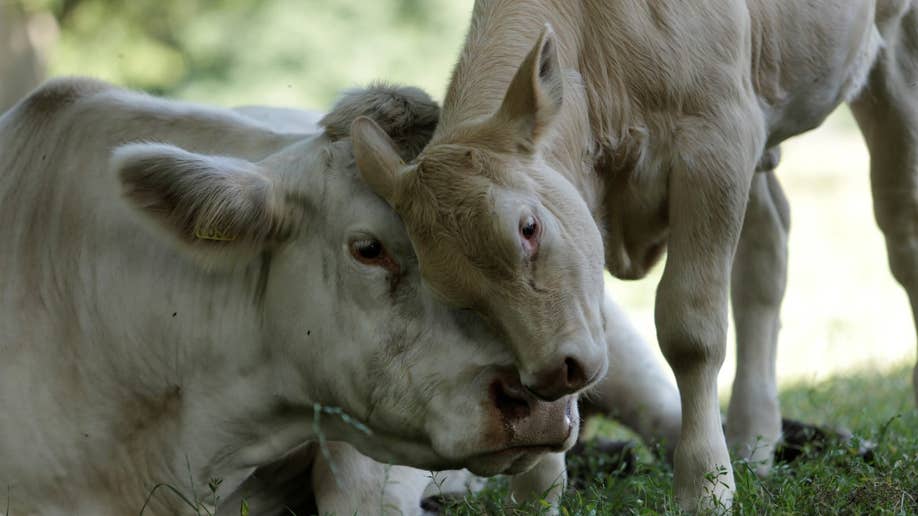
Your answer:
519,215 -> 541,258
520,216 -> 538,239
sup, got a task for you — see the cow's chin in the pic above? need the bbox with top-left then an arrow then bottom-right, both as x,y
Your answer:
416,437 -> 575,477
427,395 -> 580,476
345,397 -> 579,477
461,441 -> 573,477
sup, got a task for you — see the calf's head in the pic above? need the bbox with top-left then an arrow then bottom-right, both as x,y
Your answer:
112,85 -> 577,476
352,28 -> 607,401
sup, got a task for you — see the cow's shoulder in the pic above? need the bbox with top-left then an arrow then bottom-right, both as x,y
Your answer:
14,76 -> 113,119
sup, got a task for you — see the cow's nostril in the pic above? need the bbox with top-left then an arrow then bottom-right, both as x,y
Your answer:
642,241 -> 666,272
564,356 -> 587,388
491,378 -> 531,420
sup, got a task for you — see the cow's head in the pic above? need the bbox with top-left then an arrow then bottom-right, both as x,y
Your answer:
111,85 -> 577,476
351,27 -> 608,401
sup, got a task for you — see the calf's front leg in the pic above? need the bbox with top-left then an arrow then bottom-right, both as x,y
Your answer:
656,114 -> 761,511
508,452 -> 566,510
312,442 -> 430,516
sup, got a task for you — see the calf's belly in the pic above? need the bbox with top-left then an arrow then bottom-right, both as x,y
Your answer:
752,0 -> 882,146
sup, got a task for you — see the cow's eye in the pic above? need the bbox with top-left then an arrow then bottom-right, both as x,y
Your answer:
349,237 -> 400,276
351,238 -> 383,262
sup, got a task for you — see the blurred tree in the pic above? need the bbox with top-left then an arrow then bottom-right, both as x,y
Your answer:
12,0 -> 473,109
0,1 -> 45,112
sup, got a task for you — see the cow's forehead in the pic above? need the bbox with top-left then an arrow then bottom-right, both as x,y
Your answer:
285,137 -> 411,246
268,135 -> 355,195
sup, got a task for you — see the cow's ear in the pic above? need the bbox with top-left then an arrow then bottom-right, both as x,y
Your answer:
321,83 -> 439,161
112,142 -> 295,268
494,24 -> 563,149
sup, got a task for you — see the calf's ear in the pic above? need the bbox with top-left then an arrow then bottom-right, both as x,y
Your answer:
495,24 -> 564,149
112,142 -> 294,268
351,115 -> 409,208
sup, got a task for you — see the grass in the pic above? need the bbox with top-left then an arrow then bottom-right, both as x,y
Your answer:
437,363 -> 918,515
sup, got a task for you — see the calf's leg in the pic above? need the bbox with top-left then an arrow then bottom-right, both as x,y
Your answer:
656,109 -> 762,511
580,294 -> 681,456
850,7 -> 918,406
727,158 -> 789,476
312,442 -> 429,516
216,444 -> 317,516
508,452 -> 566,508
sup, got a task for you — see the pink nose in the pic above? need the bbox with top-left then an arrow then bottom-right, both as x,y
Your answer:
488,372 -> 577,447
484,370 -> 580,458
525,356 -> 593,402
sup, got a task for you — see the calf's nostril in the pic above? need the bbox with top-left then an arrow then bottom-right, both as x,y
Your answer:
525,356 -> 596,401
490,378 -> 531,420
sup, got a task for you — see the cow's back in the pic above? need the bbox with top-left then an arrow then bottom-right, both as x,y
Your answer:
0,78 -> 116,367
0,78 -> 287,351
0,78 -> 304,512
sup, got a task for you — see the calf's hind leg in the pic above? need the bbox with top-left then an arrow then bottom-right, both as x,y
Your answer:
727,155 -> 789,476
850,8 -> 918,406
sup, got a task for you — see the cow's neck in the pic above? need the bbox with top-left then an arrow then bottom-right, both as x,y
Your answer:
179,360 -> 318,484
143,334 -> 320,505
154,289 -> 318,490
75,257 -> 321,501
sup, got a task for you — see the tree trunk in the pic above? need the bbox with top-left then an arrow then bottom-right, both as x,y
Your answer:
0,2 -> 44,113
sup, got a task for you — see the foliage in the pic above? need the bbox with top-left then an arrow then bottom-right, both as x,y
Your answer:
16,0 -> 474,108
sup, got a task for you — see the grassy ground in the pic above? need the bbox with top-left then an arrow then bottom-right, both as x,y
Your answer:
440,363 -> 918,515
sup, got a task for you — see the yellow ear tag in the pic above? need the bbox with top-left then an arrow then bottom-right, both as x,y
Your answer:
194,227 -> 237,242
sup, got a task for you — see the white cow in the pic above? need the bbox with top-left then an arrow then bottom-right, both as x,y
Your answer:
0,78 -> 579,516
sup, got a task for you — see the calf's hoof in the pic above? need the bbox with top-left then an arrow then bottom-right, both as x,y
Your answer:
775,417 -> 875,464
673,437 -> 735,513
564,438 -> 638,491
421,495 -> 448,514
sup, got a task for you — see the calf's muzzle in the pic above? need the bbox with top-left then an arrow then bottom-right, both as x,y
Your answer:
525,355 -> 599,402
